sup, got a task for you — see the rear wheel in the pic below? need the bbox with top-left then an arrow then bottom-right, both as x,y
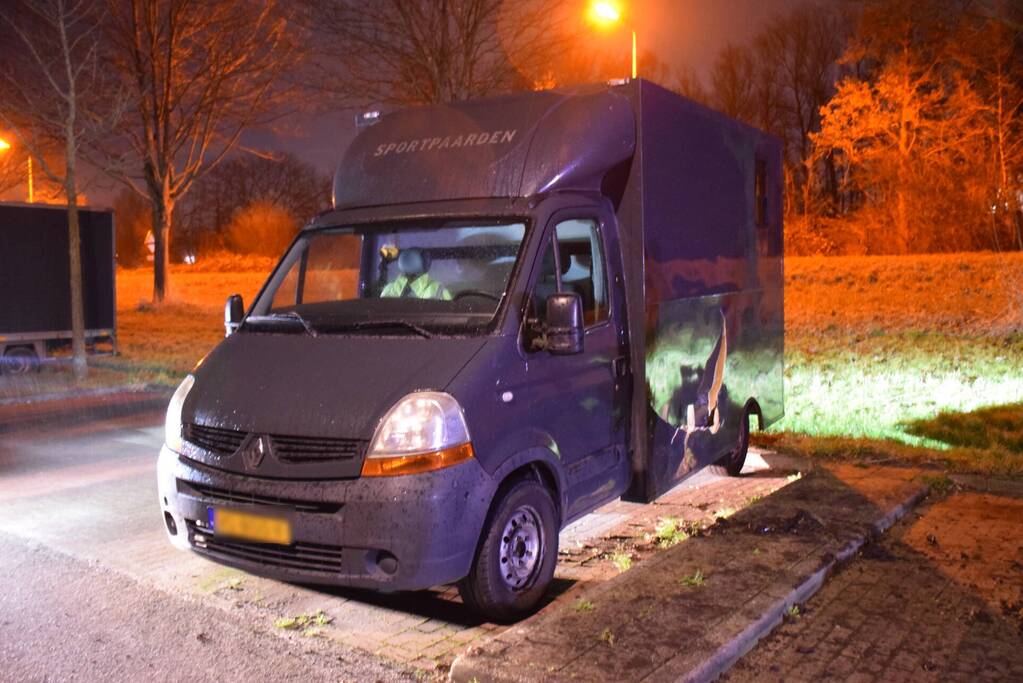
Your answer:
459,479 -> 558,623
718,407 -> 750,477
2,346 -> 39,376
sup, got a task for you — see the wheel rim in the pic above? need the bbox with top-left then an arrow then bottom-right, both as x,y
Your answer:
4,351 -> 34,375
498,504 -> 544,591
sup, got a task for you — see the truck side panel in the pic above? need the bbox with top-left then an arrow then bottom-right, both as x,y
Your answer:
621,81 -> 784,501
0,204 -> 116,335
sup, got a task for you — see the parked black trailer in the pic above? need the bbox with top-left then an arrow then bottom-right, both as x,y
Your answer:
0,202 -> 117,374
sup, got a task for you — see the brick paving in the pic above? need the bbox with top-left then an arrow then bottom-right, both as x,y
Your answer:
722,491 -> 1023,683
450,463 -> 929,682
216,451 -> 797,675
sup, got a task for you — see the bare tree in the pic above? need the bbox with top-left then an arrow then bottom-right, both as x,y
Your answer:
0,0 -> 122,380
756,4 -> 852,213
953,5 -> 1023,250
300,0 -> 568,107
176,153 -> 331,255
671,64 -> 711,107
103,0 -> 300,302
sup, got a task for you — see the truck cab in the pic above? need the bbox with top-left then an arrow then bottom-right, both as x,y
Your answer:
157,80 -> 784,622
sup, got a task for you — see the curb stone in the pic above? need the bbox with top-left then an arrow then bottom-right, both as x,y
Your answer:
450,467 -> 929,683
680,481 -> 929,683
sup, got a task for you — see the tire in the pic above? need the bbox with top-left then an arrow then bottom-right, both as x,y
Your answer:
718,407 -> 750,477
458,478 -> 559,623
2,347 -> 39,376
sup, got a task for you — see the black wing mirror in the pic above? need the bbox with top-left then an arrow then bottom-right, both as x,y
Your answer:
545,292 -> 584,355
224,294 -> 244,337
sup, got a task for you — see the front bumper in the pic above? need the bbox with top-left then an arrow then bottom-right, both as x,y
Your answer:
157,445 -> 495,592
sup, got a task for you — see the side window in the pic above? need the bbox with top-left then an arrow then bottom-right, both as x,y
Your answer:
555,218 -> 608,326
755,159 -> 768,228
303,233 -> 363,303
529,239 -> 560,325
269,250 -> 302,312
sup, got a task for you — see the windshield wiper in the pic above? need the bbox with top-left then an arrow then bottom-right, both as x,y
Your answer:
326,320 -> 433,338
244,311 -> 318,337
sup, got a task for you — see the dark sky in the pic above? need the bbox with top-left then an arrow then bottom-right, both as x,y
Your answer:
256,0 -> 812,181
2,0 -> 810,206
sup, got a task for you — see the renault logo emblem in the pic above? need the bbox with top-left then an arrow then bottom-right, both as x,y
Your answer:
241,434 -> 270,470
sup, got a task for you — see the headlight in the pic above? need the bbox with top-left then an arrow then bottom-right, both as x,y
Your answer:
164,375 -> 195,453
364,391 -> 473,477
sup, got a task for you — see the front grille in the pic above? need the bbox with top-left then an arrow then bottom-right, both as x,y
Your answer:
177,479 -> 342,515
187,521 -> 344,574
272,434 -> 364,463
183,423 -> 365,463
183,423 -> 245,456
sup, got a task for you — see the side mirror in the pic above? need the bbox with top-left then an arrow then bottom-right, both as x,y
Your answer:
224,294 -> 244,337
545,292 -> 584,355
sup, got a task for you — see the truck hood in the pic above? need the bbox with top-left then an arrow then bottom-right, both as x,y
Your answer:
185,331 -> 485,439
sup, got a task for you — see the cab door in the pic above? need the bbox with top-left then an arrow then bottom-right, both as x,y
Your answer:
518,209 -> 630,519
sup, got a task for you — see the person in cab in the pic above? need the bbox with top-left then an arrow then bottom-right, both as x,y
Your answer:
380,248 -> 452,300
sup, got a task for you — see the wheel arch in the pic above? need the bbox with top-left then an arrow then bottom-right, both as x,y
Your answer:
743,398 -> 764,431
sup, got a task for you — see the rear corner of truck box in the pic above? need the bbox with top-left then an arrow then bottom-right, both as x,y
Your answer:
621,80 -> 785,502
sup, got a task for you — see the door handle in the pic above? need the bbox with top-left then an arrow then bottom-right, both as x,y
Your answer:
612,355 -> 628,378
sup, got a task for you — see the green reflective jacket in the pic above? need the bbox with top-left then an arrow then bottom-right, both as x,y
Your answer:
380,273 -> 452,300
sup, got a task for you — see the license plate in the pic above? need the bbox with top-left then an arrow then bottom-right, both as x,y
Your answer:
209,507 -> 292,545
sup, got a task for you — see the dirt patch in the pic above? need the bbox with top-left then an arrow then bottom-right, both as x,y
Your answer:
903,492 -> 1023,631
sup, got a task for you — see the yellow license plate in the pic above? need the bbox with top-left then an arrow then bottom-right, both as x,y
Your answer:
211,508 -> 292,545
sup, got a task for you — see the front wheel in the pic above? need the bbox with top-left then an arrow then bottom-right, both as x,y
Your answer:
458,479 -> 559,623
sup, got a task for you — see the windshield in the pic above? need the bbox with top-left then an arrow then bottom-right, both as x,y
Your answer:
246,218 -> 528,336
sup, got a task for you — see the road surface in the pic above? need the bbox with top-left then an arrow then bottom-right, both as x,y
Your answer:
0,411 -> 411,682
0,410 -> 791,680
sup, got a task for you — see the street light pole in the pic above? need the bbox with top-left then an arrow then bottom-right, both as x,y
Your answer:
632,29 -> 637,79
0,137 -> 35,202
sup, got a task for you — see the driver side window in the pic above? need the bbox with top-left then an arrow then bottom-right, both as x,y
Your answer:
529,239 -> 560,325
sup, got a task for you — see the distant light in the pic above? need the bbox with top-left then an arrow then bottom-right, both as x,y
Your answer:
607,78 -> 631,87
356,111 -> 381,128
0,137 -> 10,151
184,253 -> 197,265
589,1 -> 622,24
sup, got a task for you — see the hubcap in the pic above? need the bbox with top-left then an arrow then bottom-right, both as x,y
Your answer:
498,504 -> 544,591
4,352 -> 34,375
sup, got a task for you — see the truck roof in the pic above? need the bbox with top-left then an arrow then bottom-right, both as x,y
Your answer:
331,82 -> 637,212
0,200 -> 113,213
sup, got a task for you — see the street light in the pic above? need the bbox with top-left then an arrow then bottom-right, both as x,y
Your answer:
0,135 -> 34,202
587,1 -> 637,79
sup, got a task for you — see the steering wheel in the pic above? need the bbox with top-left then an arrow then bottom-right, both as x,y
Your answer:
453,289 -> 501,302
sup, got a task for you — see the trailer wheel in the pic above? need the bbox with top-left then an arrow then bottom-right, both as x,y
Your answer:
2,346 -> 40,376
458,479 -> 558,623
718,407 -> 750,477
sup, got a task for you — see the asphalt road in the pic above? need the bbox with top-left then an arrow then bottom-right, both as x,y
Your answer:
0,410 -> 787,680
0,412 -> 411,682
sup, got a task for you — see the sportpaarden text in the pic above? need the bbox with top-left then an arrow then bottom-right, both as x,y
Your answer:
373,129 -> 518,157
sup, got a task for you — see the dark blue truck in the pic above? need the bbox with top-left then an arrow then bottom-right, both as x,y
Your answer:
157,80 -> 784,622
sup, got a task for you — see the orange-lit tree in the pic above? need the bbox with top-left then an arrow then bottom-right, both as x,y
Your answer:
102,0 -> 300,303
176,153 -> 330,257
812,0 -> 1008,254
